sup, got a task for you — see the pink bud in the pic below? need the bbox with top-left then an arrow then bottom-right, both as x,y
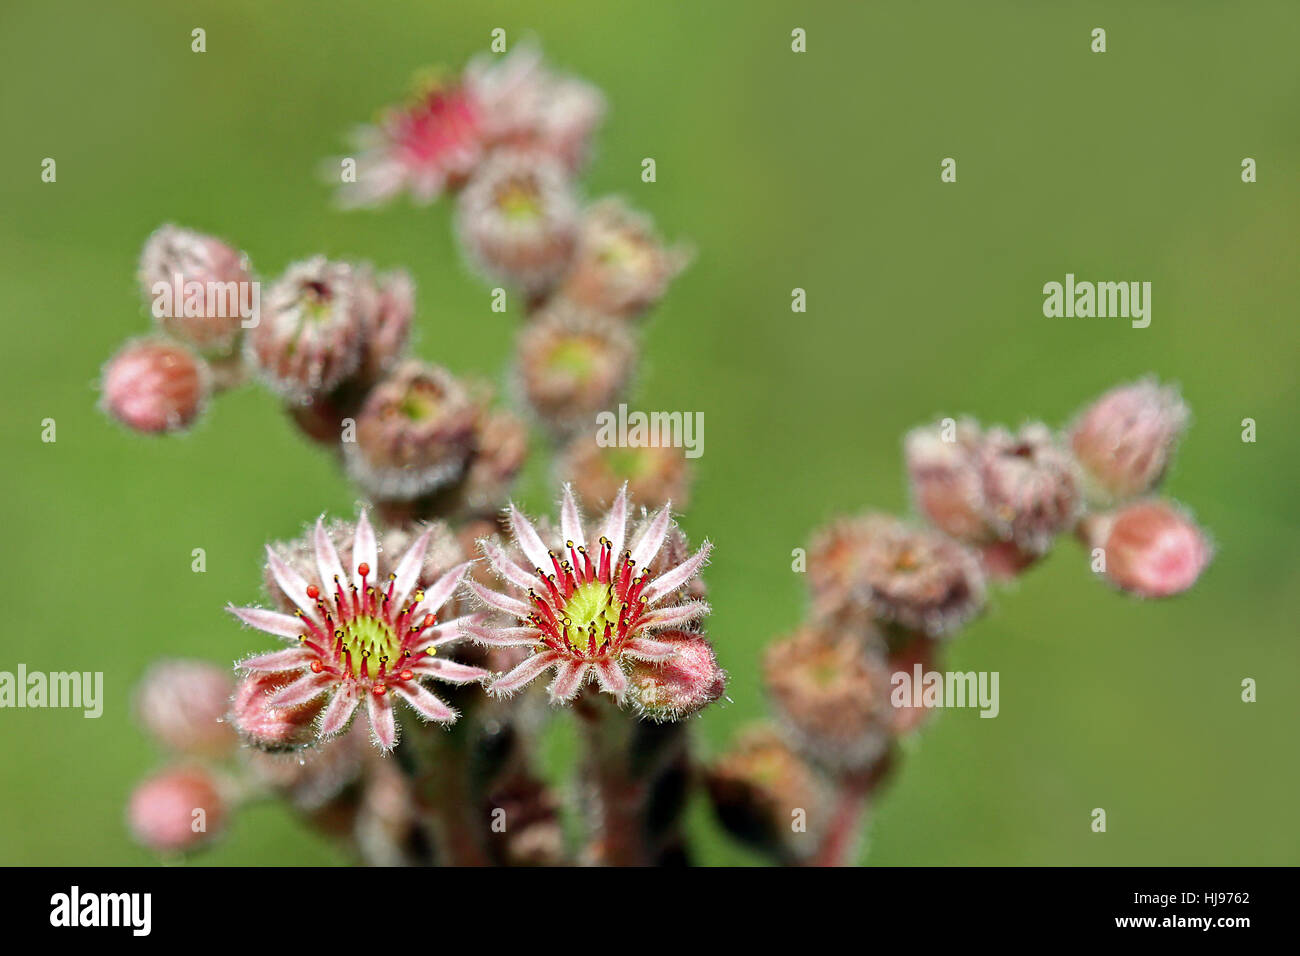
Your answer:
229,673 -> 324,752
135,660 -> 236,757
343,361 -> 480,500
763,625 -> 892,771
904,419 -> 988,543
1097,500 -> 1211,598
513,301 -> 636,436
101,338 -> 209,434
455,150 -> 579,295
356,267 -> 415,381
561,199 -> 690,320
626,631 -> 726,721
246,257 -> 368,403
127,766 -> 226,853
139,224 -> 253,358
1070,379 -> 1188,503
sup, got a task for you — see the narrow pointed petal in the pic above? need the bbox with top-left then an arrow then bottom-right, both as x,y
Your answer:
409,658 -> 490,684
228,605 -> 305,640
602,484 -> 628,557
630,505 -> 672,570
314,517 -> 348,596
394,682 -> 457,723
639,600 -> 710,629
548,661 -> 590,701
481,537 -> 536,591
459,623 -> 543,647
390,526 -> 435,609
623,636 -> 682,661
490,650 -> 562,696
644,541 -> 713,602
561,484 -> 586,549
268,673 -> 332,708
411,562 -> 473,619
466,579 -> 533,618
265,548 -> 321,622
352,508 -> 379,589
414,614 -> 488,651
367,691 -> 398,750
319,684 -> 359,736
593,659 -> 628,700
509,503 -> 553,572
238,647 -> 316,673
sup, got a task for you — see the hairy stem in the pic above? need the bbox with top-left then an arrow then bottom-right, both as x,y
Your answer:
574,691 -> 693,866
396,716 -> 491,866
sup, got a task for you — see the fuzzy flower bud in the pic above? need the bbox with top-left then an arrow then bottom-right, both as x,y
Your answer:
561,199 -> 690,319
906,419 -> 1083,569
246,257 -> 367,403
977,423 -> 1082,557
808,514 -> 986,637
556,431 -> 692,511
343,361 -> 480,500
127,766 -> 227,853
1087,500 -> 1212,598
455,150 -> 579,295
135,660 -> 236,757
626,630 -> 726,721
101,338 -> 210,435
705,726 -> 833,864
229,672 -> 325,752
764,626 -> 893,772
461,408 -> 531,513
139,224 -> 253,359
514,302 -> 636,435
904,417 -> 988,542
356,267 -> 415,381
1070,379 -> 1189,504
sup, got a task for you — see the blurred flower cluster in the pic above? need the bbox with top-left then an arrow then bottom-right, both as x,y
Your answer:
105,45 -> 1210,866
707,379 -> 1211,865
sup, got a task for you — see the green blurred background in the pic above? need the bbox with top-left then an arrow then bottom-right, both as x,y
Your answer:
1,0 -> 1297,865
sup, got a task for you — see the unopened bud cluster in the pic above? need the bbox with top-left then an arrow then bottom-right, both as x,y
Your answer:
705,379 -> 1211,866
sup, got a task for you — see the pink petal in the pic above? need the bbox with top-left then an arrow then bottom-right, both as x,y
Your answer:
268,673 -> 333,708
409,658 -> 490,684
416,614 -> 489,651
481,537 -> 536,591
394,682 -> 457,723
639,600 -> 710,629
313,517 -> 348,597
238,647 -> 316,673
623,636 -> 682,662
460,623 -> 542,647
265,547 -> 321,623
630,505 -> 672,570
560,484 -> 586,549
548,661 -> 590,702
319,684 -> 359,736
644,541 -> 712,602
467,579 -> 533,618
509,503 -> 552,572
352,508 -> 378,590
593,659 -> 628,700
366,690 -> 398,750
228,605 -> 305,640
390,526 -> 435,610
491,650 -> 562,696
411,562 -> 473,619
602,484 -> 628,558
